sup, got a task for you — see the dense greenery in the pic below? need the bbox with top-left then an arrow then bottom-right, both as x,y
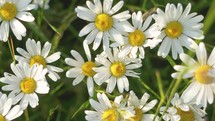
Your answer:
0,0 -> 214,121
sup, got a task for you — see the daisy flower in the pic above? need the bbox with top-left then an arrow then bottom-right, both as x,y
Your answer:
117,11 -> 161,59
15,38 -> 63,82
33,0 -> 50,9
65,43 -> 97,97
0,0 -> 35,42
85,93 -> 135,121
75,0 -> 132,51
171,42 -> 215,108
0,92 -> 23,121
160,107 -> 180,121
152,3 -> 204,59
160,93 -> 206,121
0,63 -> 49,109
94,48 -> 142,93
127,90 -> 158,121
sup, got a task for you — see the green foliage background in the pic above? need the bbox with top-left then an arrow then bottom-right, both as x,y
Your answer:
0,0 -> 215,121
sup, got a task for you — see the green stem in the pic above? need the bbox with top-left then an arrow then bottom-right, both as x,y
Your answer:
155,71 -> 164,99
37,2 -> 45,29
24,109 -> 30,121
211,103 -> 215,121
158,68 -> 188,121
138,78 -> 160,100
7,37 -> 16,63
202,0 -> 215,34
153,78 -> 175,121
166,55 -> 176,66
51,12 -> 77,52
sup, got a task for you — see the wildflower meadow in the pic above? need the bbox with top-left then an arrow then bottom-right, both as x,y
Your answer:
0,0 -> 215,121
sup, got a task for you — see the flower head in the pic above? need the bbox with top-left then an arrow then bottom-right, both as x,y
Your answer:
116,11 -> 161,59
0,0 -> 35,42
85,93 -> 135,121
160,93 -> 206,121
172,42 -> 215,107
127,90 -> 158,121
94,48 -> 142,93
75,0 -> 131,51
0,63 -> 49,109
65,43 -> 97,96
152,3 -> 204,59
15,38 -> 63,82
0,92 -> 23,121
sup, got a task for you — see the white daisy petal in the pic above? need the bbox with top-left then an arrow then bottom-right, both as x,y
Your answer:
5,105 -> 23,120
70,50 -> 85,64
16,12 -> 35,22
142,16 -> 152,31
72,75 -> 85,85
117,77 -> 124,93
16,0 -> 32,10
109,28 -> 124,45
196,42 -> 207,65
87,77 -> 94,97
93,31 -> 103,51
41,42 -> 52,58
103,0 -> 113,13
46,52 -> 61,63
79,23 -> 96,37
10,19 -> 26,40
108,0 -> 124,15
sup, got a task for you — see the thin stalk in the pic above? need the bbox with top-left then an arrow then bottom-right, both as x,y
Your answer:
155,71 -> 165,100
24,109 -> 30,121
153,78 -> 175,121
138,78 -> 160,100
202,0 -> 215,34
211,103 -> 215,121
166,55 -> 176,66
7,37 -> 16,63
158,68 -> 188,121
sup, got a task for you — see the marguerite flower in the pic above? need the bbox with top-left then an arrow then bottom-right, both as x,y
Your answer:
0,92 -> 23,121
152,3 -> 204,59
127,90 -> 158,121
160,107 -> 180,121
75,0 -> 131,51
160,93 -> 206,121
0,0 -> 35,42
85,93 -> 135,121
94,48 -> 142,93
117,11 -> 161,59
33,0 -> 50,9
65,43 -> 97,97
0,63 -> 49,109
171,42 -> 215,108
15,38 -> 63,82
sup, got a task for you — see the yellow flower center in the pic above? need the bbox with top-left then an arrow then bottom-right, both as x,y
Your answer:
195,65 -> 213,84
165,21 -> 183,38
129,107 -> 143,121
176,108 -> 194,121
95,13 -> 113,31
20,78 -> 37,94
0,114 -> 5,121
0,2 -> 17,21
110,62 -> 126,78
102,108 -> 119,121
129,30 -> 146,47
82,61 -> 97,77
29,55 -> 46,68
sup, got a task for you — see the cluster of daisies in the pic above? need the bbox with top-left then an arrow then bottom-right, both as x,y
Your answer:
0,0 -> 214,121
0,0 -> 59,121
73,0 -> 214,121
